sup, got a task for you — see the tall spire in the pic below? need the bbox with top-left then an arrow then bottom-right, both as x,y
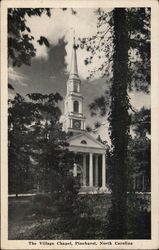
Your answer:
69,35 -> 79,80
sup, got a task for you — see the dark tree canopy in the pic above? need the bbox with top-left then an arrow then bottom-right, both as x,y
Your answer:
8,92 -> 74,195
8,8 -> 51,67
131,107 -> 150,137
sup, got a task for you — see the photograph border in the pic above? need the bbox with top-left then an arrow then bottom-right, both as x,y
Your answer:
1,0 -> 159,249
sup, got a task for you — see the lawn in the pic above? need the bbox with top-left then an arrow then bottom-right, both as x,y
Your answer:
8,193 -> 151,240
8,194 -> 111,240
8,196 -> 69,240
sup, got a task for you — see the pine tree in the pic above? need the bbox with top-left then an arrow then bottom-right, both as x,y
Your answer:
79,7 -> 150,238
107,8 -> 129,238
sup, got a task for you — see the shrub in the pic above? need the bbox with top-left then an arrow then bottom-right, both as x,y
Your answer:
31,193 -> 57,217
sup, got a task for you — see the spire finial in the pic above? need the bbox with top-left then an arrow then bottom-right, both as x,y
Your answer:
73,30 -> 77,49
73,30 -> 75,41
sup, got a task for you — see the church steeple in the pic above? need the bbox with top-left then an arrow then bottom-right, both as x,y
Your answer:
62,35 -> 86,133
69,36 -> 79,80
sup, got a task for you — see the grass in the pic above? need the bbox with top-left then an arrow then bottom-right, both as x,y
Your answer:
8,193 -> 151,240
8,196 -> 69,240
8,194 -> 112,240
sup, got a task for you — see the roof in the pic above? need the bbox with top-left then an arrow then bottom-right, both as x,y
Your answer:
68,132 -> 106,150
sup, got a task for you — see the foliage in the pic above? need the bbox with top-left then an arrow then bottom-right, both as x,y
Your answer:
8,92 -> 97,239
8,83 -> 14,90
9,193 -> 150,239
127,137 -> 150,192
79,8 -> 150,131
8,8 -> 77,68
79,8 -> 150,93
127,107 -> 151,191
126,193 -> 151,239
89,96 -> 108,117
31,193 -> 54,217
127,8 -> 151,92
104,193 -> 151,239
131,107 -> 150,137
8,8 -> 51,67
8,92 -> 72,195
26,93 -> 76,193
127,210 -> 151,239
79,8 -> 150,239
8,94 -> 35,195
29,187 -> 102,239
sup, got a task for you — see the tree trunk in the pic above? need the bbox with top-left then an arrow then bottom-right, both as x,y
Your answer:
108,8 -> 129,239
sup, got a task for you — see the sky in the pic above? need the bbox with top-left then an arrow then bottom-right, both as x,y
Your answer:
8,8 -> 150,142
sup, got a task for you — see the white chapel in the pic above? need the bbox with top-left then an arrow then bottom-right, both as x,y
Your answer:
62,37 -> 108,193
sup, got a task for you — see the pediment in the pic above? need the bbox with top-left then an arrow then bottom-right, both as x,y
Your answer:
68,132 -> 106,150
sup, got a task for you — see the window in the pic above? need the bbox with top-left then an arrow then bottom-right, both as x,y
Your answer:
81,140 -> 87,144
74,101 -> 79,113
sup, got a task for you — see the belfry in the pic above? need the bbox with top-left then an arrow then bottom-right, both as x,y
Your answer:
63,37 -> 86,133
63,37 -> 108,193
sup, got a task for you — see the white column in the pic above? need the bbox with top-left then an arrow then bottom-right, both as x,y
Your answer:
89,153 -> 93,187
83,120 -> 86,130
78,83 -> 80,93
83,154 -> 87,186
73,163 -> 77,177
95,155 -> 98,187
70,119 -> 73,128
79,102 -> 82,113
102,153 -> 106,188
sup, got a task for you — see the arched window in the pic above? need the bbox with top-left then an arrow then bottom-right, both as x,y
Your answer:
74,100 -> 79,113
81,140 -> 87,145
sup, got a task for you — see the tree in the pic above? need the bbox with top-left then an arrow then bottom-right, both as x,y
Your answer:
128,107 -> 151,192
8,92 -> 74,195
8,92 -> 87,238
131,107 -> 150,137
79,7 -> 150,122
106,8 -> 130,238
79,8 -> 150,238
26,93 -> 76,193
8,8 -> 51,67
80,8 -> 150,91
8,94 -> 35,195
8,8 -> 77,68
128,136 -> 150,191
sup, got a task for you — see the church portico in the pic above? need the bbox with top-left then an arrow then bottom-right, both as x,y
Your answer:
70,138 -> 107,193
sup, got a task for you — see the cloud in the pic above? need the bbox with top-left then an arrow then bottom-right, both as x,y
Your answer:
129,91 -> 150,110
26,8 -> 109,80
8,67 -> 28,86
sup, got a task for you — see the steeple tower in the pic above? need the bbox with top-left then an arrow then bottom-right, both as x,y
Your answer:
63,36 -> 86,133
